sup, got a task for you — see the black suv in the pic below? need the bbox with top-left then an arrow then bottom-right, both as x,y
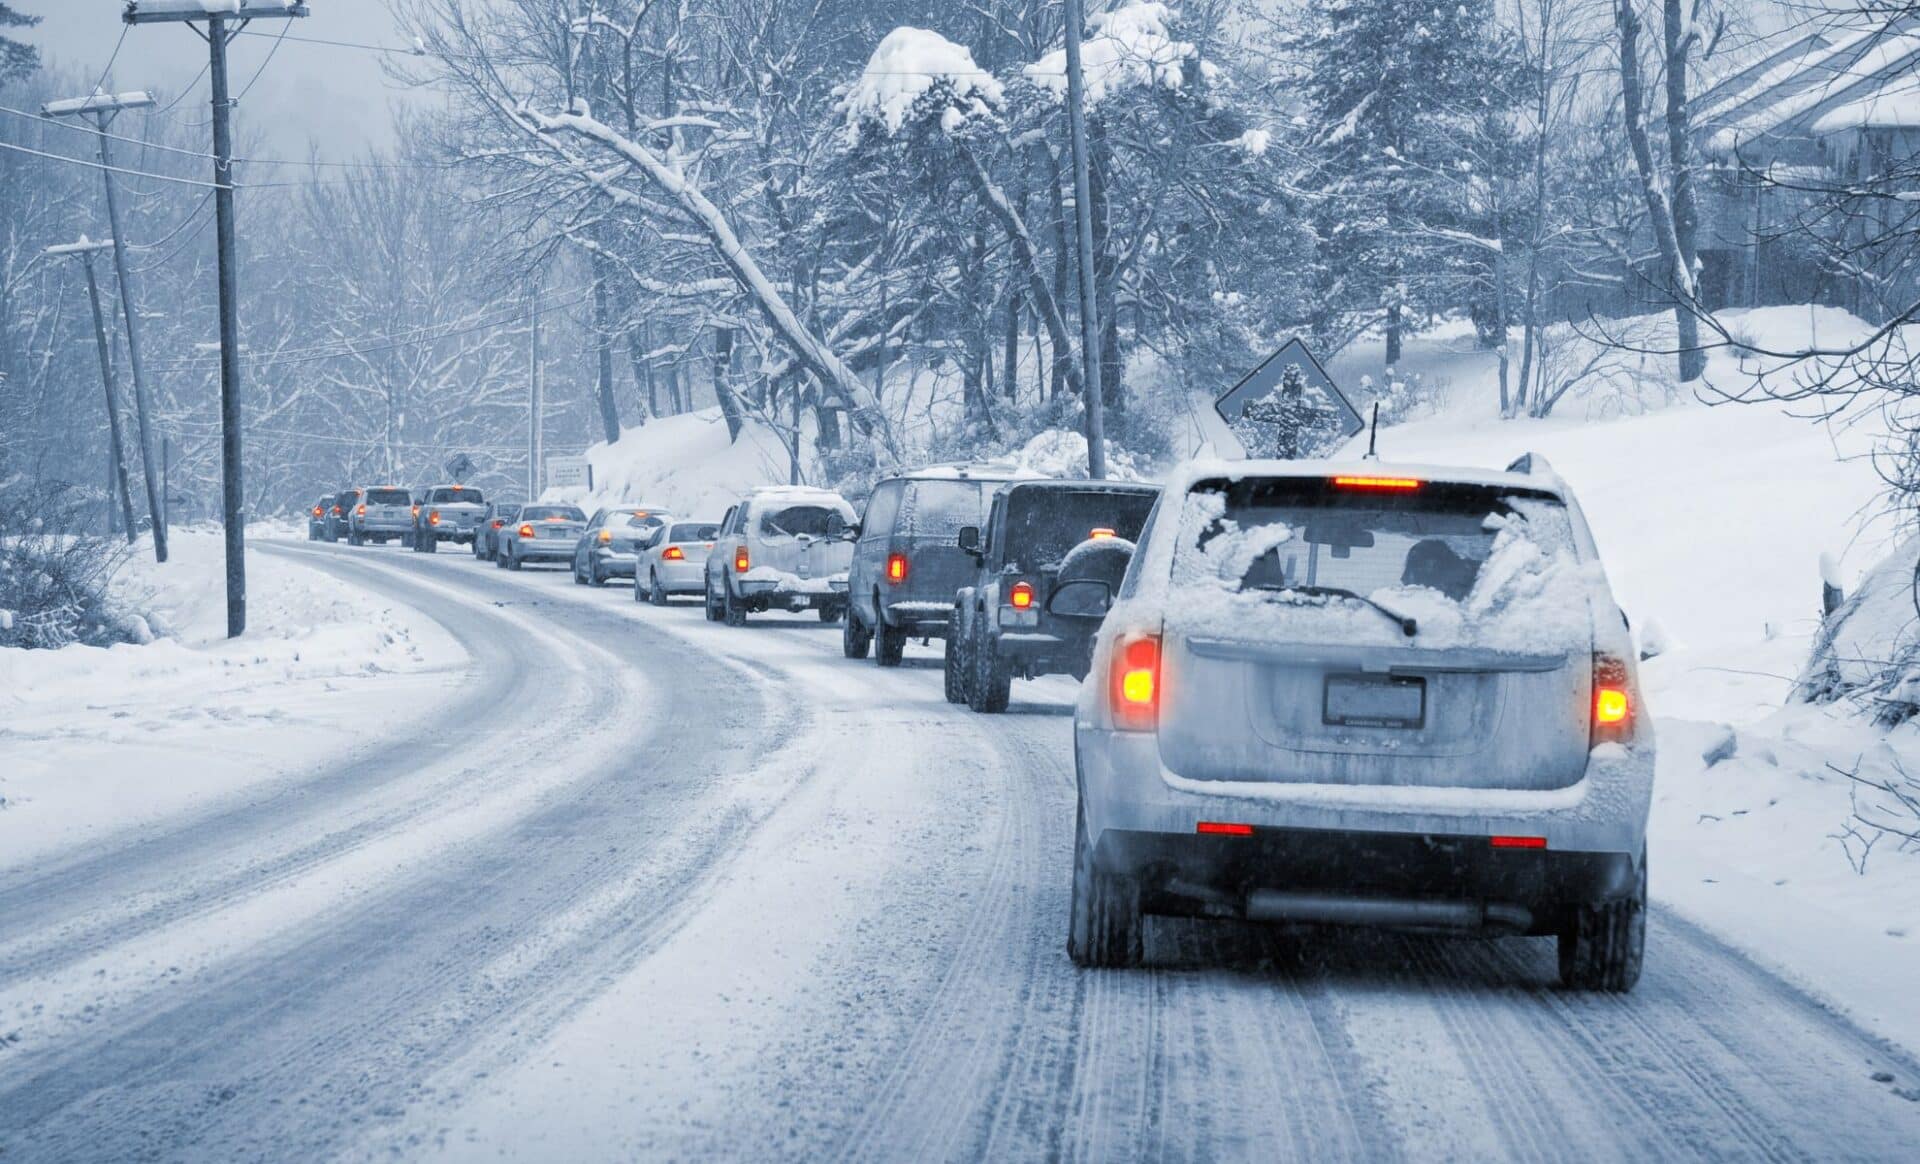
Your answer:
844,467 -> 1024,666
946,479 -> 1159,712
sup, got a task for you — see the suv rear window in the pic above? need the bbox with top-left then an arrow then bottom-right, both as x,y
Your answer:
759,504 -> 841,539
1001,488 -> 1157,572
429,487 -> 481,504
1170,477 -> 1584,648
367,489 -> 411,505
670,523 -> 719,542
902,479 -> 996,539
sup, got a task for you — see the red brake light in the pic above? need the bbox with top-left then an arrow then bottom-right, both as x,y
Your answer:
429,510 -> 442,526
518,523 -> 535,538
662,546 -> 685,561
1090,528 -> 1116,540
1197,821 -> 1253,837
1491,835 -> 1548,850
491,519 -> 505,529
452,484 -> 463,491
544,515 -> 565,522
356,504 -> 367,516
312,506 -> 323,518
1110,632 -> 1161,732
598,529 -> 613,543
1010,581 -> 1034,610
1592,654 -> 1633,743
1332,476 -> 1422,491
886,553 -> 909,584
332,506 -> 342,516
735,547 -> 750,573
632,510 -> 649,519
411,504 -> 421,517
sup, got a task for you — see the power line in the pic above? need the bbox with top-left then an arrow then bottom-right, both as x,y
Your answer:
0,139 -> 230,189
235,22 -> 292,105
2,104 -> 462,174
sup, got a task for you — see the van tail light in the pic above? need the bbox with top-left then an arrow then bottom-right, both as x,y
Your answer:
312,506 -> 323,518
735,547 -> 750,574
517,523 -> 536,538
356,504 -> 367,516
1591,653 -> 1632,745
662,546 -> 685,561
1009,581 -> 1034,610
332,506 -> 342,516
1110,632 -> 1161,733
599,529 -> 614,544
429,510 -> 442,526
886,553 -> 909,584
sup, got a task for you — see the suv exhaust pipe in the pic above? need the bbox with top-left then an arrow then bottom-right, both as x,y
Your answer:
1245,890 -> 1532,933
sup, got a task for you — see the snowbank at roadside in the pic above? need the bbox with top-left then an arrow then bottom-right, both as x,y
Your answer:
0,531 -> 465,869
1332,304 -> 1920,1049
551,408 -> 798,522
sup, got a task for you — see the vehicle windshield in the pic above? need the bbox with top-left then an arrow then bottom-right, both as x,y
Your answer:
1169,476 -> 1585,649
1001,488 -> 1157,572
759,504 -> 844,539
430,487 -> 481,504
521,505 -> 585,522
670,523 -> 719,542
367,488 -> 410,506
904,479 -> 997,538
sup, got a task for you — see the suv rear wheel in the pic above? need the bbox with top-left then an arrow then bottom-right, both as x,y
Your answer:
704,579 -> 724,622
943,607 -> 970,704
843,610 -> 873,658
420,530 -> 437,554
649,571 -> 670,607
968,622 -> 1011,713
1559,852 -> 1647,992
723,582 -> 748,627
1068,795 -> 1142,968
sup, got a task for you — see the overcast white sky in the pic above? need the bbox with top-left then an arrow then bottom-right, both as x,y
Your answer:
18,0 -> 428,159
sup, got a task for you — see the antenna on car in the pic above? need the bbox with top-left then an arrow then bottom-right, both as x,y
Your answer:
1363,403 -> 1382,460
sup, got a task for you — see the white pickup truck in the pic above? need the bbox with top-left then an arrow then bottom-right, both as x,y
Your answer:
410,484 -> 488,553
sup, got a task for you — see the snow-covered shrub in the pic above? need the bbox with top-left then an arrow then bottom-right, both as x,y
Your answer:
0,479 -> 137,650
1797,539 -> 1920,726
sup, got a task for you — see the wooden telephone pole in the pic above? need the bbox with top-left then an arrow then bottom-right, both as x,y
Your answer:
1061,0 -> 1108,480
124,1 -> 309,638
42,89 -> 168,562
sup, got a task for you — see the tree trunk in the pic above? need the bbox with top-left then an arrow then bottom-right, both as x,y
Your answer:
1003,291 -> 1023,404
1618,0 -> 1705,384
712,327 -> 743,441
1663,0 -> 1706,382
591,253 -> 623,444
1090,119 -> 1124,421
962,149 -> 1085,400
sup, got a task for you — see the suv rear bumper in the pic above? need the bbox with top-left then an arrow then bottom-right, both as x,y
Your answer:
882,599 -> 956,635
1077,728 -> 1654,865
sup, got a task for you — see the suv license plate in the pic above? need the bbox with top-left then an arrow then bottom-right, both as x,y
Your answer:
1323,675 -> 1426,729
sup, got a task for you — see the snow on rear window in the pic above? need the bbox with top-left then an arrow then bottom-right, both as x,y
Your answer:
902,479 -> 995,539
1166,478 -> 1593,653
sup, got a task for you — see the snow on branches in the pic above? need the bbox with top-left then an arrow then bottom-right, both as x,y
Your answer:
841,28 -> 1002,140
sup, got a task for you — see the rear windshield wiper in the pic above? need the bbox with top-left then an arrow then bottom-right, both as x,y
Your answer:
1247,583 -> 1418,637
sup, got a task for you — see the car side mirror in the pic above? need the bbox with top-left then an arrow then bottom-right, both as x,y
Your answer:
843,521 -> 862,542
957,526 -> 981,555
1047,579 -> 1113,620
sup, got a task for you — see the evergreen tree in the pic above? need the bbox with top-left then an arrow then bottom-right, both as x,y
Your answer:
1297,0 -> 1524,365
0,4 -> 37,85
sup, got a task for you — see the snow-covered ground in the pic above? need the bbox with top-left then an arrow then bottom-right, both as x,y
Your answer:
0,530 -> 465,871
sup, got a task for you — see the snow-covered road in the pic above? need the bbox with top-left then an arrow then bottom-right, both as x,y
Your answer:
3,540 -> 1917,1161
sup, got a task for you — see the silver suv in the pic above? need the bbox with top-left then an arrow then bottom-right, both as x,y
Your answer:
705,487 -> 857,625
1066,457 -> 1652,991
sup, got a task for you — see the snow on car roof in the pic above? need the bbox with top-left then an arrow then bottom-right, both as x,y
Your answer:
898,462 -> 1043,482
747,486 -> 852,502
1169,458 -> 1569,499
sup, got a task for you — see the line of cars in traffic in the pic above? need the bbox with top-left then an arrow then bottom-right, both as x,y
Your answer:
304,454 -> 1654,991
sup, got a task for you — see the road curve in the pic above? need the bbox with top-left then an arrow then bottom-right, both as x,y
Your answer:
4,540 -> 1917,1162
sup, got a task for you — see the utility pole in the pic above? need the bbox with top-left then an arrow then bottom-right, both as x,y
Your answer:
1062,0 -> 1108,480
47,239 -> 137,544
126,1 -> 309,638
43,89 -> 168,563
529,282 -> 545,499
